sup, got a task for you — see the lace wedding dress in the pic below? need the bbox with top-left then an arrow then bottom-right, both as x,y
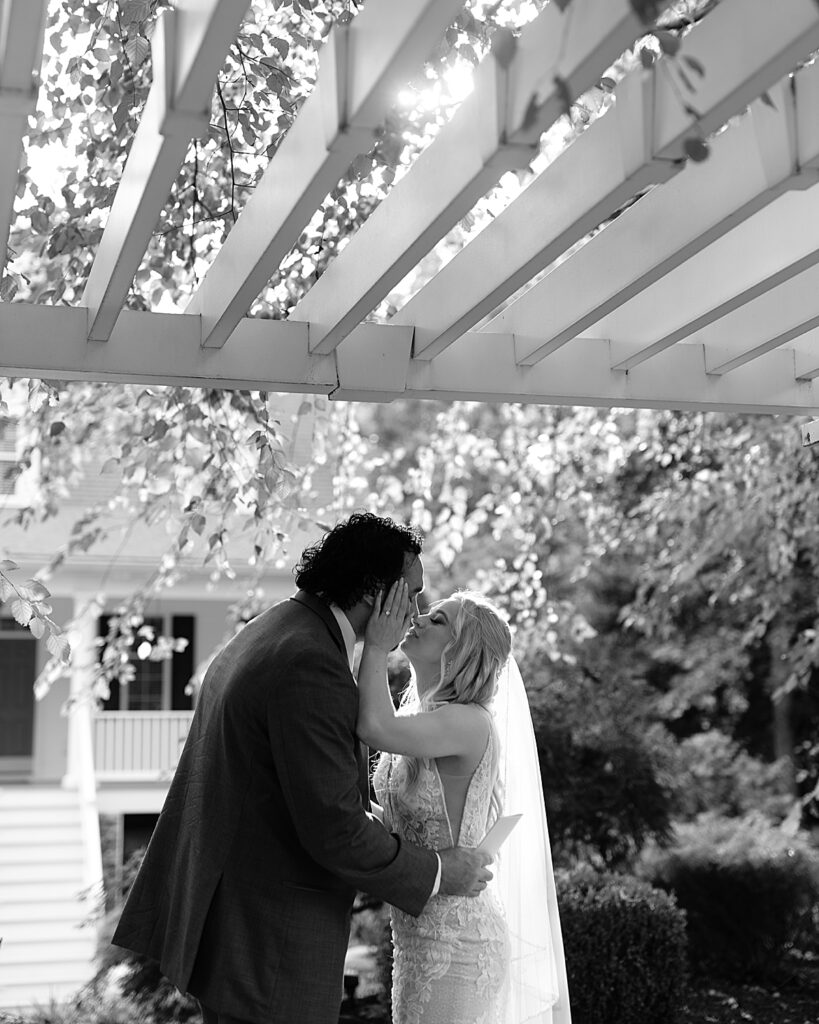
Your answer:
373,724 -> 510,1024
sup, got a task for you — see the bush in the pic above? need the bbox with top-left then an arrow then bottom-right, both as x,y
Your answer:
670,731 -> 794,822
536,720 -> 674,869
0,989 -> 166,1024
556,867 -> 688,1024
639,812 -> 819,981
94,847 -> 201,1024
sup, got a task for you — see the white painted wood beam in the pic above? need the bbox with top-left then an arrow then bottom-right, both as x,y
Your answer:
403,334 -> 819,415
706,314 -> 819,376
397,70 -> 679,360
80,0 -> 250,342
610,61 -> 819,371
0,302 -> 336,392
480,0 -> 819,366
293,0 -> 673,355
332,323 -> 414,401
615,244 -> 819,373
186,0 -> 466,351
3,302 -> 819,414
0,0 -> 47,277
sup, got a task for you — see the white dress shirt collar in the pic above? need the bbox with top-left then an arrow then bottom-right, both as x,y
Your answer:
329,604 -> 357,670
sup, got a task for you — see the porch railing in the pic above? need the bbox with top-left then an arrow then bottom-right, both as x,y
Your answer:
93,711 -> 194,780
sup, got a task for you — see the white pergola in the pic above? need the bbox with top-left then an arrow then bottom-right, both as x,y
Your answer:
2,0 -> 819,415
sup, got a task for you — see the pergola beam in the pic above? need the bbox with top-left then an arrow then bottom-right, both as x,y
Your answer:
479,0 -> 819,366
186,0 -> 466,350
0,302 -> 336,392
80,0 -> 250,342
2,301 -> 819,414
0,0 -> 47,278
402,334 -> 819,414
610,63 -> 819,371
293,0 -> 672,355
396,70 -> 677,360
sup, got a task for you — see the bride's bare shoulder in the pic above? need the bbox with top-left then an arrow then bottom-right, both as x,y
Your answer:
433,701 -> 491,745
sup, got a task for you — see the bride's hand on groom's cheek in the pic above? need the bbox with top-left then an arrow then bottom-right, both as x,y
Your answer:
365,580 -> 411,651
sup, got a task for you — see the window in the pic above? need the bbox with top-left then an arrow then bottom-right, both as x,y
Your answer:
99,614 -> 195,712
0,418 -> 22,506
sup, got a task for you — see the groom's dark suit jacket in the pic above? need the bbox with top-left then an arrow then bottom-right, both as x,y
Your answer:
112,591 -> 437,1024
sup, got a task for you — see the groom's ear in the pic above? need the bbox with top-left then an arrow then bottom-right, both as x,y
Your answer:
362,591 -> 376,608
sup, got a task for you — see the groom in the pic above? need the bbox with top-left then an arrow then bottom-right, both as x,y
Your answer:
112,512 -> 492,1024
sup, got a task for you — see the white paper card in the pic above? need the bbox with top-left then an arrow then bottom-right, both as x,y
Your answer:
476,813 -> 522,856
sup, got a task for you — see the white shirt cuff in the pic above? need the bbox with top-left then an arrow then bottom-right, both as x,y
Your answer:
430,852 -> 442,896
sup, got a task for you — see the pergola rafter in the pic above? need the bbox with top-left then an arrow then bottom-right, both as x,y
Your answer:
185,0 -> 468,350
81,0 -> 252,342
2,0 -> 819,416
292,0 -> 656,355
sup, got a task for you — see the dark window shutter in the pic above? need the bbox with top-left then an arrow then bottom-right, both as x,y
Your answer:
98,615 -> 119,711
171,615 -> 195,710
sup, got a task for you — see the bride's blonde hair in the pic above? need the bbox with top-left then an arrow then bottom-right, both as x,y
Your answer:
380,591 -> 512,817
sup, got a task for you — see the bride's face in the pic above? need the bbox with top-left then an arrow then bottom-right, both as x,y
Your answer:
401,598 -> 459,689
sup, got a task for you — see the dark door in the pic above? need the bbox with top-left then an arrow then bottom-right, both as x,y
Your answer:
0,618 -> 36,756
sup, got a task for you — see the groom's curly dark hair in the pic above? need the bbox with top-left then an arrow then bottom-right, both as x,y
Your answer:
294,512 -> 423,610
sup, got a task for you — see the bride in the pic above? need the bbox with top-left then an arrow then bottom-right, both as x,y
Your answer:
357,582 -> 571,1024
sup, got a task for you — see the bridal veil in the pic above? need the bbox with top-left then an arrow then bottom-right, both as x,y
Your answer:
492,657 -> 571,1024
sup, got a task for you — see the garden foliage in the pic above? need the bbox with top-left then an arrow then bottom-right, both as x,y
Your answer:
556,867 -> 688,1024
639,813 -> 819,980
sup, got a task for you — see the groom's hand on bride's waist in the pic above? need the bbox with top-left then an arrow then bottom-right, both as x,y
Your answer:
437,847 -> 493,897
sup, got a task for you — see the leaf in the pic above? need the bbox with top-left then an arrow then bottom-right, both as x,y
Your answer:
0,559 -> 19,572
113,99 -> 131,131
0,275 -> 18,302
49,421 -> 66,437
683,137 -> 710,163
30,617 -> 46,640
654,30 -> 681,57
20,579 -> 51,601
124,34 -> 150,68
490,27 -> 516,70
638,46 -> 659,69
46,630 -> 72,662
11,598 -> 33,626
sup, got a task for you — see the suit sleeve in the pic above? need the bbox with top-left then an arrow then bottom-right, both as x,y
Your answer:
268,647 -> 437,916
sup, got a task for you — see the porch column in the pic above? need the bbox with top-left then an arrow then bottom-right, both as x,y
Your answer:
61,597 -> 105,894
61,596 -> 100,790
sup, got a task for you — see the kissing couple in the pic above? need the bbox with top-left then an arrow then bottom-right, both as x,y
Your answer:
113,512 -> 571,1024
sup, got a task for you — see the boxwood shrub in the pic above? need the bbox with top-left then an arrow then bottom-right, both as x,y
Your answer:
639,812 -> 819,981
556,867 -> 688,1024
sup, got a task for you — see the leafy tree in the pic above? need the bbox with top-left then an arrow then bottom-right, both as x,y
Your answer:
343,402 -> 819,829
